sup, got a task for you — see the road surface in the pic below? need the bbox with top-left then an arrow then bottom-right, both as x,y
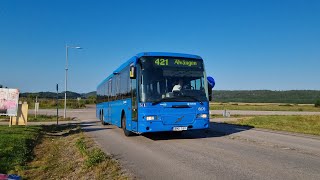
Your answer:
42,108 -> 320,180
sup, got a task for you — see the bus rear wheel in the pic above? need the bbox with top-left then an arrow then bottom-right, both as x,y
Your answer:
101,111 -> 107,125
122,113 -> 133,136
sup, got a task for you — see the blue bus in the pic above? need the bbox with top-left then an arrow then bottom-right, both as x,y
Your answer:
96,52 -> 212,136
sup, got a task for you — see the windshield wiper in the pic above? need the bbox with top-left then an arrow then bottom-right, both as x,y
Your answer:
152,97 -> 177,105
180,95 -> 203,105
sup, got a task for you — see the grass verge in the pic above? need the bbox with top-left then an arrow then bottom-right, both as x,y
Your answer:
0,125 -> 128,179
0,126 -> 42,173
0,115 -> 75,122
227,115 -> 320,136
27,115 -> 75,122
20,125 -> 128,179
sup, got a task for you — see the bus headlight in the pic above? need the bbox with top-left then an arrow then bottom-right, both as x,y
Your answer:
197,113 -> 208,119
146,115 -> 157,121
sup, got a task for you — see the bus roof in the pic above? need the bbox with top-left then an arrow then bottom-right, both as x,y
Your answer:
136,52 -> 202,59
97,52 -> 203,88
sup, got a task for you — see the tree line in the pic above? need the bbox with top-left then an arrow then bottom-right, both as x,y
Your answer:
212,90 -> 320,104
20,90 -> 320,104
20,91 -> 96,99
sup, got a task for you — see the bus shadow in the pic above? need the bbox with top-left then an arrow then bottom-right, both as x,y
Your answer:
143,122 -> 254,141
79,121 -> 113,132
82,127 -> 112,132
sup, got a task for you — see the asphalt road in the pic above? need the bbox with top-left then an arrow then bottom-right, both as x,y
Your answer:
19,108 -> 320,179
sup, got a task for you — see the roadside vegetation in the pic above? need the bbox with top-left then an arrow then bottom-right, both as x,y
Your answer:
226,115 -> 320,136
213,90 -> 320,104
315,100 -> 320,107
19,98 -> 94,109
210,102 -> 320,112
20,90 -> 320,109
0,115 -> 75,122
0,126 -> 41,173
0,125 -> 128,179
28,115 -> 75,122
19,91 -> 96,109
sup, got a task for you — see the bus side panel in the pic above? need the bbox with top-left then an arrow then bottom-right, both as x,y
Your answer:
105,102 -> 111,124
108,99 -> 130,128
110,100 -> 121,127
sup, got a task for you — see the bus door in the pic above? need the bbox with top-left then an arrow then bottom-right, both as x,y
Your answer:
131,73 -> 138,131
107,79 -> 112,124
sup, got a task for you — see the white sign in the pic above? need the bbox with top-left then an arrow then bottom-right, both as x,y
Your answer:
0,88 -> 20,116
35,102 -> 39,111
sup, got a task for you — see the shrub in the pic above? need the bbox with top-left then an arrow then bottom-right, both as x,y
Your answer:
279,104 -> 293,107
85,148 -> 107,167
315,100 -> 320,107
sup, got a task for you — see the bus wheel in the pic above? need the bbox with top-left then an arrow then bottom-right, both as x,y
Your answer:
122,113 -> 133,136
101,112 -> 107,125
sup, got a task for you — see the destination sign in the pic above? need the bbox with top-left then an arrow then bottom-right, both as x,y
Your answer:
151,57 -> 203,68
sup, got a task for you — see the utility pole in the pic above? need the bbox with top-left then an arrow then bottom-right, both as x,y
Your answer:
56,84 -> 59,125
64,44 -> 82,119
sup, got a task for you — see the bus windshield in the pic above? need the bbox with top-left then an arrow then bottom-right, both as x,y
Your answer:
139,56 -> 208,103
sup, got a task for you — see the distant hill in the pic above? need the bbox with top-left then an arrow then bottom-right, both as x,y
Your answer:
213,90 -> 320,104
82,91 -> 96,98
20,90 -> 320,104
20,91 -> 94,99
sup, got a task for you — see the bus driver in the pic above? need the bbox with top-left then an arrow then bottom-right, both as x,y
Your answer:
172,79 -> 184,92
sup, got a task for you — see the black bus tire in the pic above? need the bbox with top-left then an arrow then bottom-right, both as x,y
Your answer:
101,111 -> 107,125
122,113 -> 133,136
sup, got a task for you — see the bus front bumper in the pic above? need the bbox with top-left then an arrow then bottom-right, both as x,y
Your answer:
137,119 -> 210,133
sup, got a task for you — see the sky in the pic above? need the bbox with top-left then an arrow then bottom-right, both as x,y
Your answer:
0,0 -> 319,93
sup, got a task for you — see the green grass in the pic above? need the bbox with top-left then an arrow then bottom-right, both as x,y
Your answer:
0,116 -> 8,120
0,125 -> 127,179
228,115 -> 320,136
0,125 -> 42,173
76,137 -> 108,168
28,115 -> 75,122
0,115 -> 75,122
212,90 -> 320,104
210,103 -> 320,112
19,98 -> 94,109
211,114 -> 247,118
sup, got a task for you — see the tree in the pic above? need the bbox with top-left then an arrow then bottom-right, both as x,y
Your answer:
315,100 -> 320,107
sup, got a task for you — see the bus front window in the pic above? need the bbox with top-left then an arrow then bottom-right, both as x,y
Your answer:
139,57 -> 208,103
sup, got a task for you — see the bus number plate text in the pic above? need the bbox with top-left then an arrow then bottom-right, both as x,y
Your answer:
173,127 -> 187,131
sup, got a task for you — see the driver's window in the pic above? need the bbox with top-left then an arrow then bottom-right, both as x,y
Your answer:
191,80 -> 196,89
190,78 -> 203,90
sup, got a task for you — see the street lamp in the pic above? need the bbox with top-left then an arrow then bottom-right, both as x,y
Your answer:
64,44 -> 82,119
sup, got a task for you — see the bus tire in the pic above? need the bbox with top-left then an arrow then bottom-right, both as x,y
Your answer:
122,113 -> 133,136
101,111 -> 107,125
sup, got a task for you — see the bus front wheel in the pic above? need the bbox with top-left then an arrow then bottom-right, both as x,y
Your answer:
122,113 -> 133,136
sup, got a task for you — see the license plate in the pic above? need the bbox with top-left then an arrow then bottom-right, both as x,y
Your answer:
173,127 -> 187,131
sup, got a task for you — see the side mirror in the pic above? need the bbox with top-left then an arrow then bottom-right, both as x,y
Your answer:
207,76 -> 215,101
130,66 -> 136,79
208,84 -> 213,101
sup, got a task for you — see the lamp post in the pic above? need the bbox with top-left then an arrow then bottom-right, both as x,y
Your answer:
64,44 -> 82,119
